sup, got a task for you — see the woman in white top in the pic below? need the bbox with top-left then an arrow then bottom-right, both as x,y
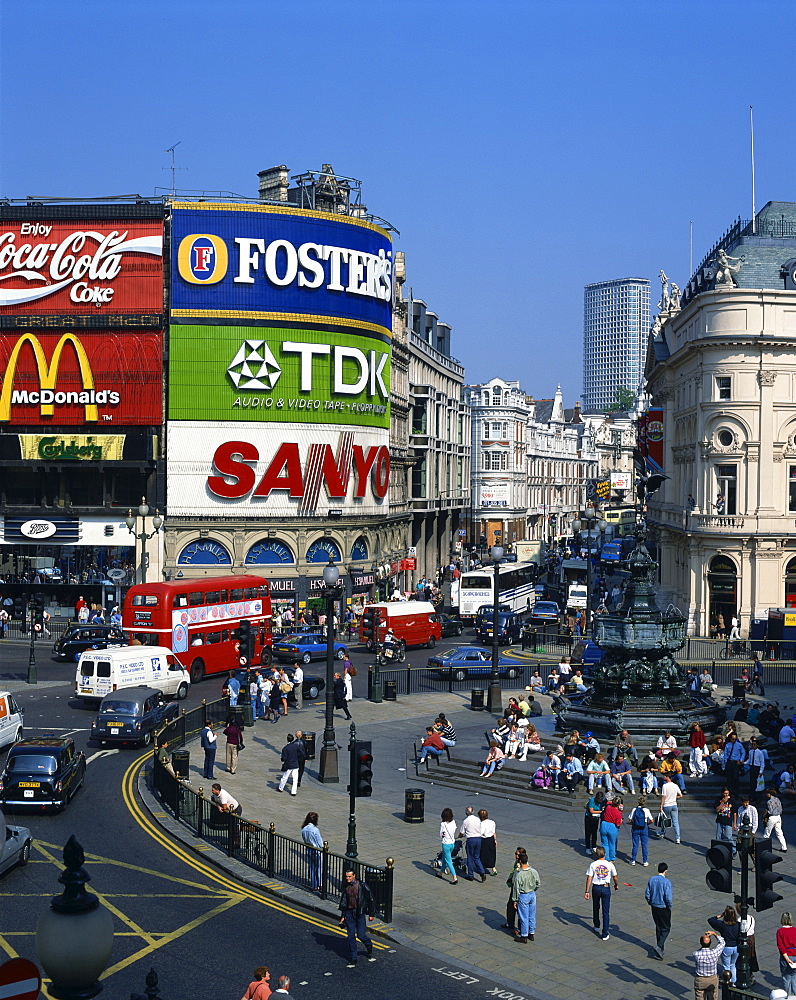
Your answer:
478,808 -> 498,876
343,667 -> 354,705
438,807 -> 458,884
517,726 -> 542,761
736,903 -> 759,972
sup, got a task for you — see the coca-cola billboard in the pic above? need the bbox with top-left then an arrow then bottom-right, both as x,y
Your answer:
0,220 -> 163,315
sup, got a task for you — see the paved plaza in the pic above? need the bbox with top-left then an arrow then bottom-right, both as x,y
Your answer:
140,681 -> 796,1000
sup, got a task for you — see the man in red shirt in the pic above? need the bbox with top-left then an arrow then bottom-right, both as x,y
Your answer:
417,726 -> 445,763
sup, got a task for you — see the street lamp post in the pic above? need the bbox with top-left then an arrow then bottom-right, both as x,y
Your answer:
486,544 -> 504,713
125,498 -> 163,586
319,560 -> 343,783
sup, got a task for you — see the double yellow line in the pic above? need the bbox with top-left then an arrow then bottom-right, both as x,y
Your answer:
121,753 -> 390,946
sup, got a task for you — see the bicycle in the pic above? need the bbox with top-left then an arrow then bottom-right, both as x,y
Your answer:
719,640 -> 750,660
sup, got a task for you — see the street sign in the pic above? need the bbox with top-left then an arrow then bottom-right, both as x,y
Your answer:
0,957 -> 42,1000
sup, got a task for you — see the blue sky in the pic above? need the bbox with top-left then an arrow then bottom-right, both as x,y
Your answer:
3,0 -> 796,404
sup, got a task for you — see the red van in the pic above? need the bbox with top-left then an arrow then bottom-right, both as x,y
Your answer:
359,602 -> 442,650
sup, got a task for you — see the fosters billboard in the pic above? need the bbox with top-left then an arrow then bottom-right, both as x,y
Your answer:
168,203 -> 393,516
169,204 -> 392,430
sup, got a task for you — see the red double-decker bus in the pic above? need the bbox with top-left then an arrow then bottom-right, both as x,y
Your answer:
122,575 -> 272,684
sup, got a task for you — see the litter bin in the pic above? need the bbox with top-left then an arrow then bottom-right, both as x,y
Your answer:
230,705 -> 245,729
470,689 -> 485,711
303,731 -> 316,760
171,749 -> 190,779
241,701 -> 254,727
384,680 -> 398,701
732,679 -> 747,700
404,788 -> 425,823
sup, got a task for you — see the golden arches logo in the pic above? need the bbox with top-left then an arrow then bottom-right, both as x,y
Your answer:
0,333 -> 97,421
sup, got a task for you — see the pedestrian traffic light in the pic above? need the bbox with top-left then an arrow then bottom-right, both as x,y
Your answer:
705,840 -> 734,893
352,740 -> 373,797
754,837 -> 784,911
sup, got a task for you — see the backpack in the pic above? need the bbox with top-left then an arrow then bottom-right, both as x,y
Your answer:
532,768 -> 550,788
631,807 -> 647,830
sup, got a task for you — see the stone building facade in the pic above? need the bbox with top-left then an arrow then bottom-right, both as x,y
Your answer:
646,201 -> 796,635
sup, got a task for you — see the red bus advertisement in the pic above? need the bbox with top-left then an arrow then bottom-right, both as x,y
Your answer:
122,575 -> 272,684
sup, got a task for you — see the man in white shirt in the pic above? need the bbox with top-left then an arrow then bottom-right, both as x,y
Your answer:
459,806 -> 486,882
735,795 -> 759,837
656,731 -> 678,758
584,846 -> 619,940
291,661 -> 304,710
659,774 -> 682,844
779,723 -> 796,744
210,783 -> 242,815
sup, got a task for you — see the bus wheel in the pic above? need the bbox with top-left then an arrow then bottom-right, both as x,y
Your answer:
260,648 -> 273,666
190,658 -> 205,684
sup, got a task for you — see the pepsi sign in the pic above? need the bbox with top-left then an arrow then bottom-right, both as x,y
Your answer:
171,204 -> 393,333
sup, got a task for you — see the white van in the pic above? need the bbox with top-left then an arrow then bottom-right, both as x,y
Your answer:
567,584 -> 588,610
75,646 -> 190,704
0,692 -> 24,750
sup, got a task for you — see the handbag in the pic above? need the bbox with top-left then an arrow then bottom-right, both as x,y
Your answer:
656,810 -> 672,829
279,681 -> 292,693
348,665 -> 357,677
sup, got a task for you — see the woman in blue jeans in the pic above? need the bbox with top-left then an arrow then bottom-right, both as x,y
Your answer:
708,906 -> 740,983
300,812 -> 324,892
599,798 -> 623,862
627,795 -> 653,865
510,849 -> 540,943
659,774 -> 682,843
438,807 -> 458,884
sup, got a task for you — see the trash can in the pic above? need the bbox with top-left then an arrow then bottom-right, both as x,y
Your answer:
230,705 -> 245,728
171,749 -> 190,779
303,731 -> 316,760
241,701 -> 254,727
470,689 -> 485,711
404,788 -> 425,823
732,679 -> 747,700
384,680 -> 398,701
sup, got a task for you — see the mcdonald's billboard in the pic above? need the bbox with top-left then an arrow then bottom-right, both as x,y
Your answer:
0,331 -> 162,425
0,219 -> 163,316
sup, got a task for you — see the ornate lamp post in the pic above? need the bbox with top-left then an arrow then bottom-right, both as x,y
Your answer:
319,560 -> 344,783
125,499 -> 163,586
36,836 -> 114,999
486,544 -> 504,713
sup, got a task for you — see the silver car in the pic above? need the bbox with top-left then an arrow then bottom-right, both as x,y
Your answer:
0,820 -> 32,875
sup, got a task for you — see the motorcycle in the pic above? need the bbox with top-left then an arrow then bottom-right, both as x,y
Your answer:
375,640 -> 406,665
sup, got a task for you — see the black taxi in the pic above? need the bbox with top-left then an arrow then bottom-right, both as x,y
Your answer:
91,686 -> 179,747
52,625 -> 127,662
0,736 -> 86,811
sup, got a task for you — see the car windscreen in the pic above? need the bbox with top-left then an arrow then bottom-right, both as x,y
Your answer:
99,700 -> 139,715
8,754 -> 58,773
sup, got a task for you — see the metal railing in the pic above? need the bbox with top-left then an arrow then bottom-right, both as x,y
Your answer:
367,663 -> 532,698
150,698 -> 393,921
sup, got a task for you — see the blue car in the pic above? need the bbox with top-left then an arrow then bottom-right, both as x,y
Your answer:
428,646 -> 524,682
272,633 -> 348,664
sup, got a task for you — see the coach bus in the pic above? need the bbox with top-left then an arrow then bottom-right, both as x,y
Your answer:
122,575 -> 273,684
457,562 -> 536,620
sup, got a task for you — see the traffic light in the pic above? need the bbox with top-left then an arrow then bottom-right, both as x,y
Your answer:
32,593 -> 45,630
755,837 -> 784,911
231,620 -> 254,664
13,596 -> 24,620
352,740 -> 373,797
705,840 -> 734,893
361,610 -> 376,645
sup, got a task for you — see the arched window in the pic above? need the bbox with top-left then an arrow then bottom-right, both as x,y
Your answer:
785,557 -> 796,608
245,540 -> 295,565
708,555 -> 737,631
306,538 -> 342,563
177,540 -> 232,565
351,537 -> 369,561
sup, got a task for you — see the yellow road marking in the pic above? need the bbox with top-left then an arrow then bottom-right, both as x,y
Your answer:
121,752 -> 390,947
101,895 -> 244,980
94,892 -> 158,947
0,936 -> 19,959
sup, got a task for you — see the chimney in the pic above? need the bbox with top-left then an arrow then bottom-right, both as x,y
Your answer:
572,401 -> 582,423
258,165 -> 289,202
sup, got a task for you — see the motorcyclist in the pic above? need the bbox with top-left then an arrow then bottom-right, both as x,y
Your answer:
382,628 -> 401,661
